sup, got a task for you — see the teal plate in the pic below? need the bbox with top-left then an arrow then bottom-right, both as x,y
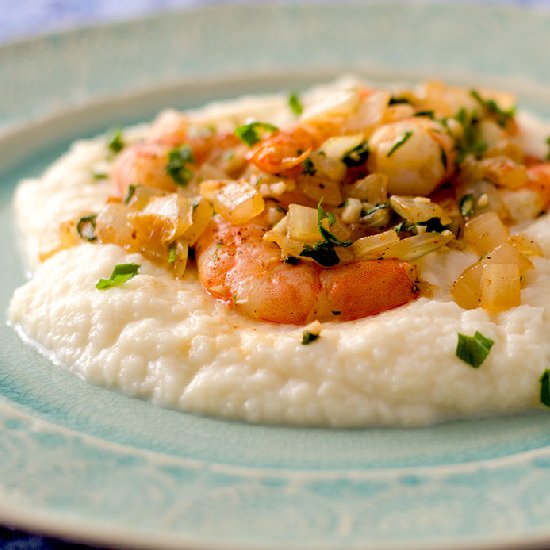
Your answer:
1,3 -> 550,549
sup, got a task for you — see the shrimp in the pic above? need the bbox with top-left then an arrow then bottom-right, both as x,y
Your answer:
247,124 -> 338,177
195,216 -> 418,325
367,118 -> 455,196
112,131 -> 243,197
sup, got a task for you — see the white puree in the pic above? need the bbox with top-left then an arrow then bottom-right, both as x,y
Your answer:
9,81 -> 550,427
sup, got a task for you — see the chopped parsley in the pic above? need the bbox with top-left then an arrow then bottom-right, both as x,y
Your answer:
456,331 -> 494,368
414,110 -> 435,119
123,183 -> 139,204
418,217 -> 450,233
166,145 -> 195,186
317,202 -> 352,247
107,128 -> 125,154
459,194 -> 476,217
302,330 -> 320,345
342,141 -> 369,167
76,214 -> 97,242
387,130 -> 413,157
388,96 -> 410,105
234,121 -> 279,147
470,89 -> 515,128
300,241 -> 340,267
546,135 -> 550,162
454,108 -> 487,164
540,369 -> 550,407
440,146 -> 448,170
288,91 -> 303,116
302,157 -> 317,176
92,171 -> 108,181
283,256 -> 300,265
299,202 -> 352,267
168,243 -> 177,265
96,263 -> 141,290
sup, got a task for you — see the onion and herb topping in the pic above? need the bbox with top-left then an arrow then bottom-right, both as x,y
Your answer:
45,79 -> 550,317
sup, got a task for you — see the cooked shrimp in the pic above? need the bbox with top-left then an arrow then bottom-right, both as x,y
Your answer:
112,142 -> 179,196
367,118 -> 455,196
195,216 -> 418,324
527,163 -> 550,207
112,129 -> 243,197
247,123 -> 340,177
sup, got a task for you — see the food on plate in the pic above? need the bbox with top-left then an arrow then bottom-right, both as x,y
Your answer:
9,77 -> 550,426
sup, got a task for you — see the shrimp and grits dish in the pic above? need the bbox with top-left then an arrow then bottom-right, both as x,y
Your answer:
9,78 -> 550,426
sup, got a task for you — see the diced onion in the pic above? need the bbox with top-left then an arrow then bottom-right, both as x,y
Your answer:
341,198 -> 363,224
320,134 -> 365,162
480,263 -> 521,311
451,242 -> 532,309
287,204 -> 321,242
351,230 -> 400,259
200,179 -> 264,225
380,230 -> 453,261
390,195 -> 452,225
463,211 -> 509,255
509,234 -> 543,257
182,198 -> 214,245
299,176 -> 342,206
345,173 -> 388,203
142,194 -> 194,241
170,241 -> 189,278
95,203 -> 133,246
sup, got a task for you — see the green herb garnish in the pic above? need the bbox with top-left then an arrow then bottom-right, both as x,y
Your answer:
234,121 -> 279,147
96,263 -> 141,290
387,131 -> 413,157
540,369 -> 550,407
300,241 -> 340,267
76,214 -> 97,242
168,243 -> 177,265
454,108 -> 487,164
418,217 -> 450,233
456,331 -> 494,368
440,146 -> 448,170
302,157 -> 317,176
470,89 -> 516,128
283,256 -> 300,265
302,330 -> 320,345
546,135 -> 550,162
388,97 -> 410,105
123,183 -> 139,204
92,171 -> 108,181
299,202 -> 352,267
459,194 -> 476,218
342,141 -> 369,167
107,128 -> 125,154
166,145 -> 195,186
414,110 -> 435,119
317,202 -> 352,247
288,91 -> 303,116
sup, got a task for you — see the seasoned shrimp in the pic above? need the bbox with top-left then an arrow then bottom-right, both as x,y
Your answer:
367,118 -> 455,196
195,216 -> 418,325
112,132 -> 243,197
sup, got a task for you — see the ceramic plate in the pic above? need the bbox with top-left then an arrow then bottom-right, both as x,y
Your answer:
1,3 -> 550,549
